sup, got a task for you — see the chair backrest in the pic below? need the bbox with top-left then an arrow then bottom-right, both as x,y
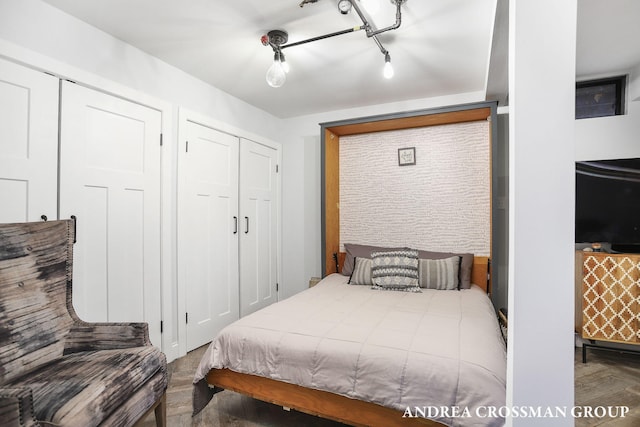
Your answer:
0,220 -> 76,384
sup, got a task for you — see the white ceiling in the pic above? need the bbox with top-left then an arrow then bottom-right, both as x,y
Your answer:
40,0 -> 640,119
577,0 -> 640,79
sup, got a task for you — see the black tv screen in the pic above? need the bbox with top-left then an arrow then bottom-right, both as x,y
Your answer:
575,158 -> 640,252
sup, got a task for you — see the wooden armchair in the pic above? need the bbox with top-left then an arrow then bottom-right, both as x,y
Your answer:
0,219 -> 167,427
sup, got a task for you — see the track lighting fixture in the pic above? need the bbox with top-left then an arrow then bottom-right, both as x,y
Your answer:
261,0 -> 408,87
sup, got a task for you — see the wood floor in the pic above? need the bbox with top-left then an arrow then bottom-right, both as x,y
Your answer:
140,345 -> 640,426
575,345 -> 640,427
138,344 -> 346,427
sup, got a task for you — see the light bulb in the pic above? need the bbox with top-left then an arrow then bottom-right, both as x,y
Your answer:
266,58 -> 286,87
383,58 -> 394,79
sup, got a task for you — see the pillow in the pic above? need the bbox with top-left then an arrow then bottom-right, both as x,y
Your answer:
418,256 -> 460,290
342,243 -> 407,276
348,257 -> 372,285
371,249 -> 420,292
415,249 -> 474,289
342,244 -> 474,289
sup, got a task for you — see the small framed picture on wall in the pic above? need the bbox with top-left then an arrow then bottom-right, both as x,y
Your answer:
398,147 -> 416,166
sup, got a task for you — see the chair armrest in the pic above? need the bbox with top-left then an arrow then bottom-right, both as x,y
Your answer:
0,388 -> 40,427
64,322 -> 152,354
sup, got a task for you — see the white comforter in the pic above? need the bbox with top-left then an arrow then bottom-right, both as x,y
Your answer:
194,274 -> 506,426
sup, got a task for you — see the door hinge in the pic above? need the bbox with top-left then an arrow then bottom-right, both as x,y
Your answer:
160,133 -> 163,146
160,320 -> 164,333
186,312 -> 189,324
186,140 -> 189,153
276,164 -> 279,173
276,283 -> 279,292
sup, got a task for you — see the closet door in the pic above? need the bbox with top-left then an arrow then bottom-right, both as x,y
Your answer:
239,139 -> 278,317
59,81 -> 163,347
0,58 -> 58,223
180,121 -> 240,351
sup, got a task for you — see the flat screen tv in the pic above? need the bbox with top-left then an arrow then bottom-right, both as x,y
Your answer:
575,158 -> 640,253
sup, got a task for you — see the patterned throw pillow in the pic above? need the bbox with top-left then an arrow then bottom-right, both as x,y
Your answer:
418,256 -> 461,290
349,257 -> 373,285
371,249 -> 420,292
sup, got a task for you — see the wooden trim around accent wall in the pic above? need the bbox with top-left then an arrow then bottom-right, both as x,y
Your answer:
328,107 -> 491,136
321,104 -> 494,279
324,128 -> 340,276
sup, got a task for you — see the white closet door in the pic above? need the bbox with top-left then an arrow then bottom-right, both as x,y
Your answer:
59,81 -> 162,347
0,58 -> 58,223
239,139 -> 278,317
180,121 -> 240,351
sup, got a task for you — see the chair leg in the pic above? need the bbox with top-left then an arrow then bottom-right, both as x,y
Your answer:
154,393 -> 167,427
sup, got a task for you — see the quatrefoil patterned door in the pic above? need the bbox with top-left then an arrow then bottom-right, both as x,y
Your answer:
582,253 -> 640,344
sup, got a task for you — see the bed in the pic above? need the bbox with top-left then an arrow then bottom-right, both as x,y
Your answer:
192,251 -> 506,427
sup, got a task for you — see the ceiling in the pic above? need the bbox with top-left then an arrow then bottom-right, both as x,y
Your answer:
40,0 -> 640,119
576,0 -> 640,80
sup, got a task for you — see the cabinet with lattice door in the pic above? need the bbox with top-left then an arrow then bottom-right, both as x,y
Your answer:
582,252 -> 640,344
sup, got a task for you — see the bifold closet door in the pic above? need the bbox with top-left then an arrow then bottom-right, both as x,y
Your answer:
180,121 -> 240,351
239,139 -> 278,317
59,81 -> 163,347
0,58 -> 58,223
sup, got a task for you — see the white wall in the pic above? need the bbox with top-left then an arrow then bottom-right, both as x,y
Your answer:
339,124 -> 491,255
507,1 -> 576,426
630,64 -> 640,101
575,67 -> 640,161
303,135 -> 321,286
279,92 -> 487,297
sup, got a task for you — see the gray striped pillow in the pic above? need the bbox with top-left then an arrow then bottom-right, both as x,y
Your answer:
418,256 -> 460,290
349,257 -> 372,285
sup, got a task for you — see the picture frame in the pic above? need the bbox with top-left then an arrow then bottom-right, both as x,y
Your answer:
398,147 -> 416,166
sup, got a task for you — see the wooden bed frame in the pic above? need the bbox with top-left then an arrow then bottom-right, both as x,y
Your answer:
206,106 -> 497,426
204,255 -> 491,427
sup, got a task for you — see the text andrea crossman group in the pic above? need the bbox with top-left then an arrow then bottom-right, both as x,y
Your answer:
402,405 -> 630,420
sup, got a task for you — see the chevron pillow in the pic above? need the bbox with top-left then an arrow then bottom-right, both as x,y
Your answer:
371,249 -> 420,292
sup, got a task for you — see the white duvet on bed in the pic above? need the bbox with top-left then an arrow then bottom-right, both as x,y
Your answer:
193,273 -> 506,426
